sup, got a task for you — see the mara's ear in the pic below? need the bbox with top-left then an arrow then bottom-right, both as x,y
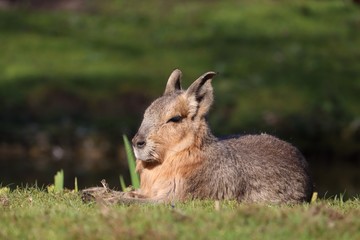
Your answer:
164,69 -> 182,95
185,71 -> 217,119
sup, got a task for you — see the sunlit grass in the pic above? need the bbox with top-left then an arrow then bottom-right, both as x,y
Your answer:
0,187 -> 359,240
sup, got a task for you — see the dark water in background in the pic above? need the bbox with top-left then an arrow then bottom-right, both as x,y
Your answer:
0,135 -> 132,190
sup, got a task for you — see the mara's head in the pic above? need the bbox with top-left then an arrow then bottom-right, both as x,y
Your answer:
132,69 -> 217,163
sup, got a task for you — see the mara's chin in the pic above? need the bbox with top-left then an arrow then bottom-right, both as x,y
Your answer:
133,149 -> 159,163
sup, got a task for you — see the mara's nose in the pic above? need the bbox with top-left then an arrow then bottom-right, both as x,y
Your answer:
132,134 -> 146,149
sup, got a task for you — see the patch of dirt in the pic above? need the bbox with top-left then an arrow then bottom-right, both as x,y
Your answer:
81,180 -> 156,205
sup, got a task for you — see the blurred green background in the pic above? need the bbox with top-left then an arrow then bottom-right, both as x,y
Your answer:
0,0 -> 359,198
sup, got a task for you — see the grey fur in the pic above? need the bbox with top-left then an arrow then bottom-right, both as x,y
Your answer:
186,134 -> 313,203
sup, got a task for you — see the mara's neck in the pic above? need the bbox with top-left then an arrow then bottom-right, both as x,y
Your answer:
194,121 -> 217,149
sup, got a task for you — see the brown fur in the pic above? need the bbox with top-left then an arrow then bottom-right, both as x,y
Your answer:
130,69 -> 313,204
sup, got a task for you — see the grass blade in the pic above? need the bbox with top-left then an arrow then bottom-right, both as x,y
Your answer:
119,175 -> 127,191
122,135 -> 140,189
54,170 -> 64,192
311,192 -> 318,203
74,177 -> 78,192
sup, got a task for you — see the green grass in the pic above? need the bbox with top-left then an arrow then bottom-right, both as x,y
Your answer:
1,0 -> 359,132
54,169 -> 64,192
121,135 -> 140,190
0,187 -> 359,239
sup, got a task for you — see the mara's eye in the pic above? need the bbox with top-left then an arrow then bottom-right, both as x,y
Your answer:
167,115 -> 183,123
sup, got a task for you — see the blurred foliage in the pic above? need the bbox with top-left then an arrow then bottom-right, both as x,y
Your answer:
0,0 -> 359,196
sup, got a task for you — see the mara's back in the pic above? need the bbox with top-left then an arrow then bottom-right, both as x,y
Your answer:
132,69 -> 313,204
186,134 -> 313,203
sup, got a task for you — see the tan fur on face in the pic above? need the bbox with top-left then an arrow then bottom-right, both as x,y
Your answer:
146,95 -> 198,163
